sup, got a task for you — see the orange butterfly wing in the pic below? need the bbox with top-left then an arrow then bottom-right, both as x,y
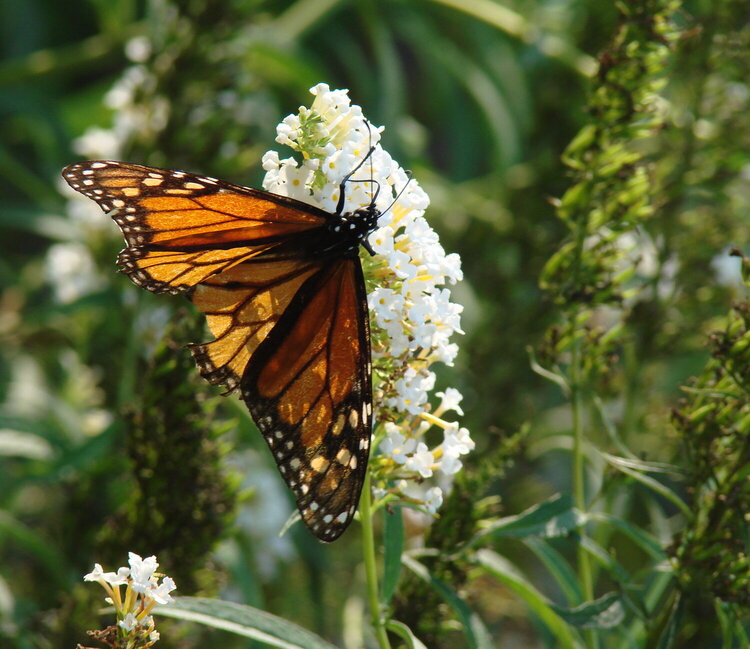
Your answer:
62,161 -> 331,294
61,160 -> 373,541
242,258 -> 372,541
188,257 -> 325,393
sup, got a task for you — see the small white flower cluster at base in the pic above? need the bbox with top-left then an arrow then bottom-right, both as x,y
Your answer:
84,552 -> 176,647
263,84 -> 472,517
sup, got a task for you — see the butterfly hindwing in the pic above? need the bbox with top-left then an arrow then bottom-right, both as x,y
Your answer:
188,258 -> 326,393
241,257 -> 372,542
62,161 -> 332,294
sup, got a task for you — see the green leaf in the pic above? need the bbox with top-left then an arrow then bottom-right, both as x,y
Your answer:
564,124 -> 598,157
0,511 -> 68,588
599,454 -> 692,518
470,493 -> 586,545
524,538 -> 583,605
579,536 -> 633,587
155,597 -> 339,649
423,0 -> 596,76
381,505 -> 404,605
0,429 -> 54,460
550,591 -> 625,629
385,620 -> 428,649
272,0 -> 348,41
527,345 -> 570,395
393,14 -> 520,169
599,451 -> 683,475
592,394 -> 639,460
650,591 -> 683,649
473,549 -> 583,648
587,512 -> 666,561
402,555 -> 494,649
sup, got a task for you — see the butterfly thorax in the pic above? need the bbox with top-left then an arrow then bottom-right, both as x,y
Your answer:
323,205 -> 381,257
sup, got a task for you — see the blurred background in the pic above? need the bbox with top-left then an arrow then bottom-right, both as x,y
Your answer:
2,0 -> 749,647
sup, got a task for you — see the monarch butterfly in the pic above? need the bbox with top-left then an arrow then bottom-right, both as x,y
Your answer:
62,150 -> 385,542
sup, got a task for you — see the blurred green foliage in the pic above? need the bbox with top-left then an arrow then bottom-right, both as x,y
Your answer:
2,0 -> 750,648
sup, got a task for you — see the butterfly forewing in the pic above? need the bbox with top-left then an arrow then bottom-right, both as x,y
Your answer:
62,161 -> 332,294
241,258 -> 372,542
61,160 -> 374,542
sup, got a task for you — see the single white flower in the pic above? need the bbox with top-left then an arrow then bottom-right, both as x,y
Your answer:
125,36 -> 152,63
105,567 -> 131,586
128,553 -> 158,593
118,613 -> 139,632
438,450 -> 464,476
83,564 -> 106,582
424,487 -> 444,515
436,388 -> 465,416
73,127 -> 122,160
380,427 -> 416,465
149,576 -> 177,605
369,226 -> 396,255
405,443 -> 435,478
387,250 -> 419,281
368,287 -> 405,326
443,425 -> 475,456
389,368 -> 436,415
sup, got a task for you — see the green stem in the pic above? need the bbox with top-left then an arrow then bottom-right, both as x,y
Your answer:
571,334 -> 597,649
359,472 -> 391,649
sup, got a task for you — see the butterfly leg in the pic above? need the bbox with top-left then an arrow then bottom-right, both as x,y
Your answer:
361,238 -> 376,256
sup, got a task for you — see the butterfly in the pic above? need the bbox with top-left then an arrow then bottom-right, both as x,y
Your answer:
62,152 -> 384,542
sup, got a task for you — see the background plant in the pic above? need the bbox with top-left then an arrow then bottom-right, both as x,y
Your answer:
2,0 -> 750,647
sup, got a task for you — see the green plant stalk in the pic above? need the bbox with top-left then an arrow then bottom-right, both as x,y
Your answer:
564,130 -> 597,646
359,472 -> 392,649
570,334 -> 597,649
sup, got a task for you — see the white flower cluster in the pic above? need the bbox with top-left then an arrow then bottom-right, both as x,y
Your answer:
262,84 -> 471,515
84,552 -> 176,647
44,241 -> 104,304
74,37 -> 166,161
50,37 -> 163,304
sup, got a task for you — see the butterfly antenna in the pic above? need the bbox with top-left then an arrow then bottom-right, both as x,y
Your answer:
367,119 -> 375,206
335,138 -> 376,216
383,171 -> 414,215
347,119 -> 381,206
